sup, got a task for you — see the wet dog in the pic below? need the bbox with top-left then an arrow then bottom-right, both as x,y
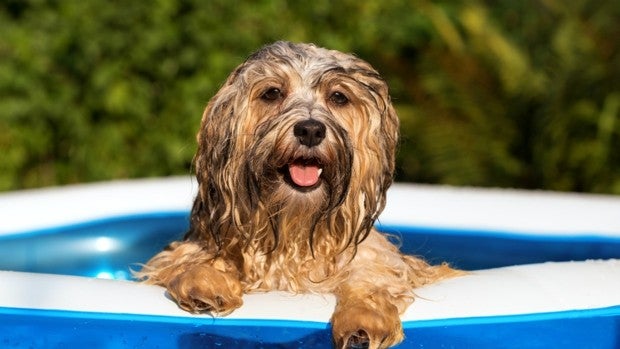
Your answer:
138,42 -> 457,348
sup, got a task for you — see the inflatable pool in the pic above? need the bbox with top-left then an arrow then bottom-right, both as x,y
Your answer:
1,177 -> 619,348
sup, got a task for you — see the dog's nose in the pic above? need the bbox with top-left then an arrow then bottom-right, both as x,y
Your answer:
294,119 -> 326,147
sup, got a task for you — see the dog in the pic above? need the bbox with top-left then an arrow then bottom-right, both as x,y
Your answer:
137,41 -> 457,349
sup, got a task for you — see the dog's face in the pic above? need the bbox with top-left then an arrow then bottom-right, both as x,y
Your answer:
191,42 -> 399,253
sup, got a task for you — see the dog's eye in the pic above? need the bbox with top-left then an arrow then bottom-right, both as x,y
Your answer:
261,87 -> 283,102
329,91 -> 349,106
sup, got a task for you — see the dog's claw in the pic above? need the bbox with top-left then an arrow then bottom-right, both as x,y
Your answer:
346,330 -> 370,349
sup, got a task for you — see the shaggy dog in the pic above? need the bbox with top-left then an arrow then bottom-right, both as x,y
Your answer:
137,42 -> 457,349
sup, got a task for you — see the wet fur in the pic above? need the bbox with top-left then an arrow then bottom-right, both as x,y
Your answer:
137,42 -> 458,349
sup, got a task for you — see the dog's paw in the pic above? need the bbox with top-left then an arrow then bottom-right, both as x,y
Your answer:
167,264 -> 243,315
331,301 -> 403,349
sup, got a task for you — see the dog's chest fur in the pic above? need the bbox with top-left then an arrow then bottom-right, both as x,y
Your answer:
239,229 -> 350,293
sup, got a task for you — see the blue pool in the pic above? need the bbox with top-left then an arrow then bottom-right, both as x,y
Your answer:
0,178 -> 619,348
0,212 -> 619,278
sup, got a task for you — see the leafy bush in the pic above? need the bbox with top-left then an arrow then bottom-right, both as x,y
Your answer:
1,1 -> 618,193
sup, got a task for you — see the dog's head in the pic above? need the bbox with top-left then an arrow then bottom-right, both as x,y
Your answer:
190,42 -> 399,254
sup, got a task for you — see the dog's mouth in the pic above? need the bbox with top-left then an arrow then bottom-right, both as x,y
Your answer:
281,158 -> 324,190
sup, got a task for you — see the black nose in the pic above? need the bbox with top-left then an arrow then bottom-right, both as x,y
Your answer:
293,119 -> 326,147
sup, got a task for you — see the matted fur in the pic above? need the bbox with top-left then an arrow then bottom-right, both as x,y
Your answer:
137,42 -> 459,349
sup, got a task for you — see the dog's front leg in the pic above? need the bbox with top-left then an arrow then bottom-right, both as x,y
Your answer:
329,231 -> 432,349
138,241 -> 243,316
331,285 -> 404,349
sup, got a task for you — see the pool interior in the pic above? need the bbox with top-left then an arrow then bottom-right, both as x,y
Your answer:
0,211 -> 618,279
1,212 -> 619,348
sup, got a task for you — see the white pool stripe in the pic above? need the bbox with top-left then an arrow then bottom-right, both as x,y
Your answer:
406,259 -> 620,321
1,260 -> 618,323
382,184 -> 620,237
0,270 -> 336,322
0,177 -> 196,235
2,177 -> 620,237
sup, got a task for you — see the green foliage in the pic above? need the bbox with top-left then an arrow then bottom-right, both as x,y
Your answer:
1,0 -> 619,193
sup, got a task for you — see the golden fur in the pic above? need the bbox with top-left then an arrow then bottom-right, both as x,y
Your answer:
137,41 -> 458,349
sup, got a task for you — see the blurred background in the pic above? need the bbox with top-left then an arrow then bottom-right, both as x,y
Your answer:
1,0 -> 618,194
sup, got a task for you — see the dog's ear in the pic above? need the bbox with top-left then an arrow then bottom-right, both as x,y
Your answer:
350,64 -> 400,178
187,64 -> 254,245
347,64 -> 400,245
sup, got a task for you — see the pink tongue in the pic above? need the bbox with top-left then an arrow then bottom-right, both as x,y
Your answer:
289,164 -> 321,187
